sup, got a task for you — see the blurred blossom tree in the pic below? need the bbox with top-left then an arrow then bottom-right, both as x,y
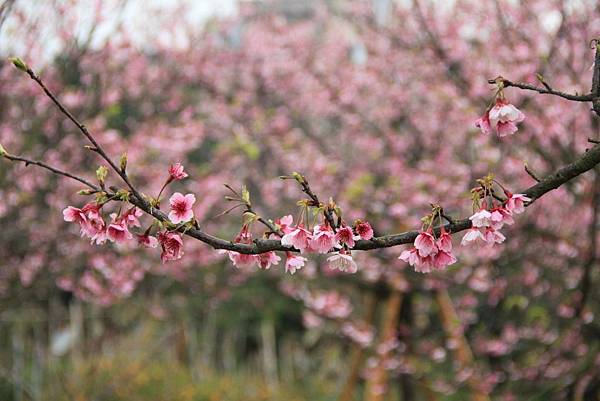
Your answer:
2,0 -> 600,400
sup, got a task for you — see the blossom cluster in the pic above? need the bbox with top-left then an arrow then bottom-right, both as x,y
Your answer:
461,192 -> 531,247
399,227 -> 457,273
223,215 -> 374,275
63,164 -> 191,263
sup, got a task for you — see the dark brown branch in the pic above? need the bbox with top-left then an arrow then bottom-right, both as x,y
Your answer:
489,77 -> 596,102
8,142 -> 600,255
2,153 -> 99,190
524,163 -> 542,182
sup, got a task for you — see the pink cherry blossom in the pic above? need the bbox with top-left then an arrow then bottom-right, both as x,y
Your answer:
469,209 -> 492,228
335,224 -> 356,248
399,248 -> 420,267
106,214 -> 133,243
63,206 -> 87,226
399,246 -> 438,273
461,228 -> 486,246
355,221 -> 374,240
310,224 -> 339,254
82,203 -> 106,238
496,121 -> 519,137
168,192 -> 195,224
137,234 -> 158,248
285,252 -> 307,275
436,230 -> 453,253
121,207 -> 143,227
414,255 -> 435,274
257,251 -> 281,269
490,207 -> 514,229
281,224 -> 312,252
326,251 -> 358,273
276,215 -> 294,234
505,193 -> 531,214
483,227 -> 506,246
157,231 -> 184,263
227,252 -> 257,268
434,250 -> 457,270
475,113 -> 492,135
414,230 -> 437,257
168,163 -> 188,180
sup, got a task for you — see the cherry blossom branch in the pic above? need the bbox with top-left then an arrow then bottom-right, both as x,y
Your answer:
489,77 -> 597,102
5,140 -> 600,256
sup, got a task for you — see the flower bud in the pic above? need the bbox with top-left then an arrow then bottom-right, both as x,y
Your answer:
119,152 -> 127,172
8,57 -> 28,72
96,165 -> 108,185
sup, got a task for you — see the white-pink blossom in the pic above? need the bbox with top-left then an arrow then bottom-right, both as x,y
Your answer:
469,209 -> 492,228
488,99 -> 525,137
285,252 -> 307,275
461,228 -> 486,246
327,251 -> 358,273
484,227 -> 506,246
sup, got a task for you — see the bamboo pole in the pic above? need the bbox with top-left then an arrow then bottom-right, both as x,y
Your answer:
434,289 -> 490,401
364,291 -> 403,401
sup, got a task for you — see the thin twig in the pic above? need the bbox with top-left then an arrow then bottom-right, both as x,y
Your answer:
3,153 -> 98,190
489,77 -> 596,102
524,163 -> 542,182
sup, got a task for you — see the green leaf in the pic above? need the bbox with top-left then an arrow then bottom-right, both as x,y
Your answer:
0,143 -> 7,157
116,189 -> 130,202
